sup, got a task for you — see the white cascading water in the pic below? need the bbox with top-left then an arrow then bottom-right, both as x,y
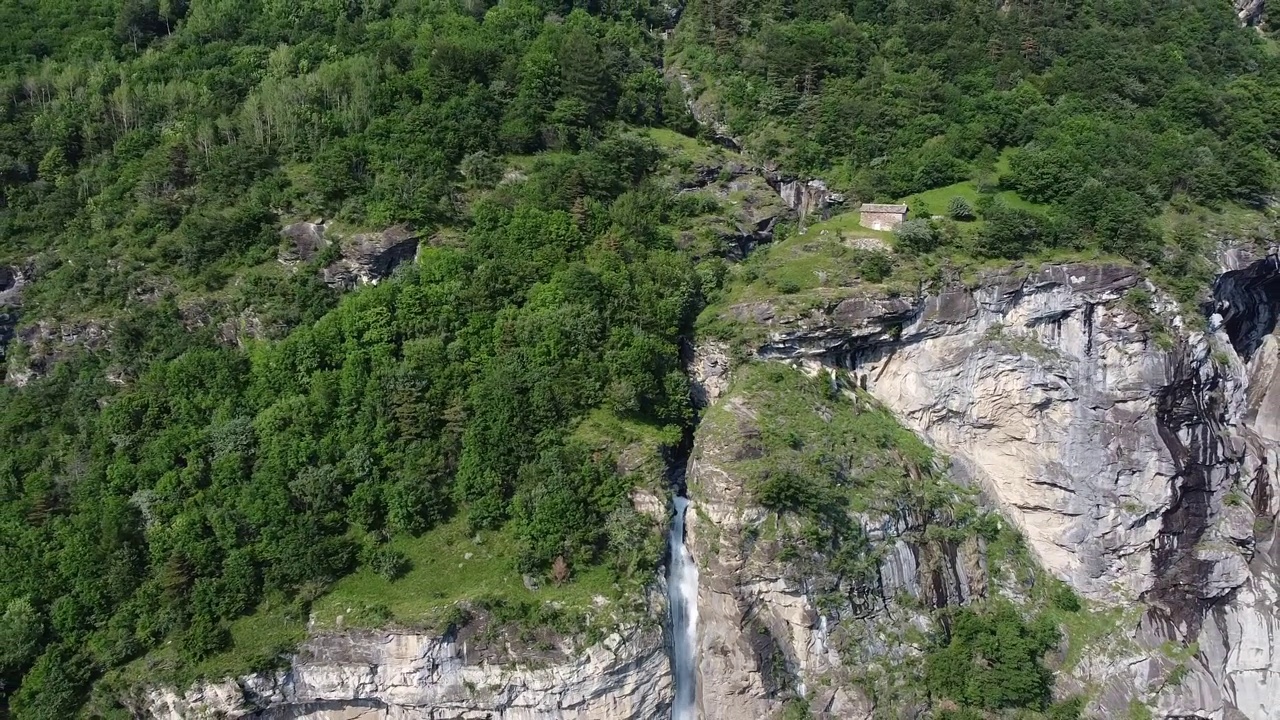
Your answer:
668,496 -> 699,720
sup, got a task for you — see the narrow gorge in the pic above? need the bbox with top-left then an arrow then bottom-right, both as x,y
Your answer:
2,0 -> 1278,716
138,243 -> 1280,720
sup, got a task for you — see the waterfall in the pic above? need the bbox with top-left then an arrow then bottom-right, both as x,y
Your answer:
668,496 -> 699,720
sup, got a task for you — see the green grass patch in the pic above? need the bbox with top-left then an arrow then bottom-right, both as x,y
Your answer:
506,150 -> 572,171
570,408 -> 680,492
802,211 -> 898,241
1156,200 -> 1270,238
311,515 -> 620,631
699,361 -> 949,516
1050,602 -> 1136,671
645,127 -> 740,166
571,407 -> 682,452
701,221 -> 905,310
189,603 -> 307,679
900,180 -> 1042,217
1260,32 -> 1280,57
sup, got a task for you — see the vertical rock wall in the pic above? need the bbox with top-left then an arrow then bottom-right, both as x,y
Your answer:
710,254 -> 1280,718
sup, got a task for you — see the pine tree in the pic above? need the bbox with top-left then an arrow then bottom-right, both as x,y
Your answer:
947,196 -> 976,221
559,28 -> 610,124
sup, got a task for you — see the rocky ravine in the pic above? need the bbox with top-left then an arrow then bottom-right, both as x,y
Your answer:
143,253 -> 1280,720
705,252 -> 1280,719
142,625 -> 672,720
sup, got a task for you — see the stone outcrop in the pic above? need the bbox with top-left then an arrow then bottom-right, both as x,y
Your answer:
674,162 -> 789,261
717,255 -> 1280,718
1235,0 -> 1265,24
673,157 -> 852,261
682,405 -> 876,720
5,317 -> 110,387
142,626 -> 671,720
766,177 -> 845,225
665,68 -> 738,151
683,356 -> 991,719
322,225 -> 421,289
279,220 -> 330,268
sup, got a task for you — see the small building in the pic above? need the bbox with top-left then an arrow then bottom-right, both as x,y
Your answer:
857,203 -> 909,231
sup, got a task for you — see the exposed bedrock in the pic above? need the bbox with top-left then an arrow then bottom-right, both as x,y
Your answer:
726,253 -> 1280,718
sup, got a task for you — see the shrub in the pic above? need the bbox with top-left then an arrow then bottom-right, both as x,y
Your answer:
925,604 -> 1057,711
1047,697 -> 1086,720
752,469 -> 838,517
460,151 -> 504,189
348,602 -> 393,626
1048,580 -> 1082,612
855,251 -> 893,282
775,277 -> 802,294
0,598 -> 43,673
181,614 -> 230,660
894,219 -> 938,254
947,196 -> 975,220
365,546 -> 411,581
976,205 -> 1045,259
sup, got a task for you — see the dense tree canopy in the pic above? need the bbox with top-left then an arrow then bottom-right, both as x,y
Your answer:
0,0 -> 688,320
0,136 -> 709,717
0,0 -> 705,714
673,0 -> 1280,262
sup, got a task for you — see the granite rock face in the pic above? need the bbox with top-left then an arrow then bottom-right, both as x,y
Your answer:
681,399 -> 883,720
279,221 -> 330,268
682,353 -> 987,720
1235,0 -> 1265,24
323,225 -> 421,290
766,177 -> 845,224
724,256 -> 1280,719
5,317 -> 110,387
142,626 -> 672,720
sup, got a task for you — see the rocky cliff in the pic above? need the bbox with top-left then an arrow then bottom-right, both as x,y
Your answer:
140,250 -> 1280,720
142,625 -> 672,720
277,221 -> 422,290
692,251 -> 1280,719
1235,0 -> 1265,24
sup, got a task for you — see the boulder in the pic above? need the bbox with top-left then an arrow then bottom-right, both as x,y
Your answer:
278,220 -> 329,267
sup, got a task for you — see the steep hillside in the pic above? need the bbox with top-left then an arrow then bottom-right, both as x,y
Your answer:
2,0 -> 1280,718
691,244 -> 1280,718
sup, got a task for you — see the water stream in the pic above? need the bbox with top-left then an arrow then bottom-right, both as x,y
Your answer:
667,495 -> 699,719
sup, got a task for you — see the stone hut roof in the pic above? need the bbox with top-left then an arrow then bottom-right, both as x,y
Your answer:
858,203 -> 908,214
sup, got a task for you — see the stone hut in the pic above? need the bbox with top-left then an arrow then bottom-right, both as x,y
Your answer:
857,203 -> 908,231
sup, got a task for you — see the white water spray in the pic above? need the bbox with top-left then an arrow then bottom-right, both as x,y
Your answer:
668,496 -> 699,720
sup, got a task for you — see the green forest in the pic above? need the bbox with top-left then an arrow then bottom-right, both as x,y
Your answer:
0,0 -> 1276,715
673,0 -> 1280,268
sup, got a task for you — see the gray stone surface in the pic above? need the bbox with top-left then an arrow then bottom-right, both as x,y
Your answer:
321,225 -> 421,290
279,221 -> 330,267
143,627 -> 672,720
732,256 -> 1280,719
1236,0 -> 1265,24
